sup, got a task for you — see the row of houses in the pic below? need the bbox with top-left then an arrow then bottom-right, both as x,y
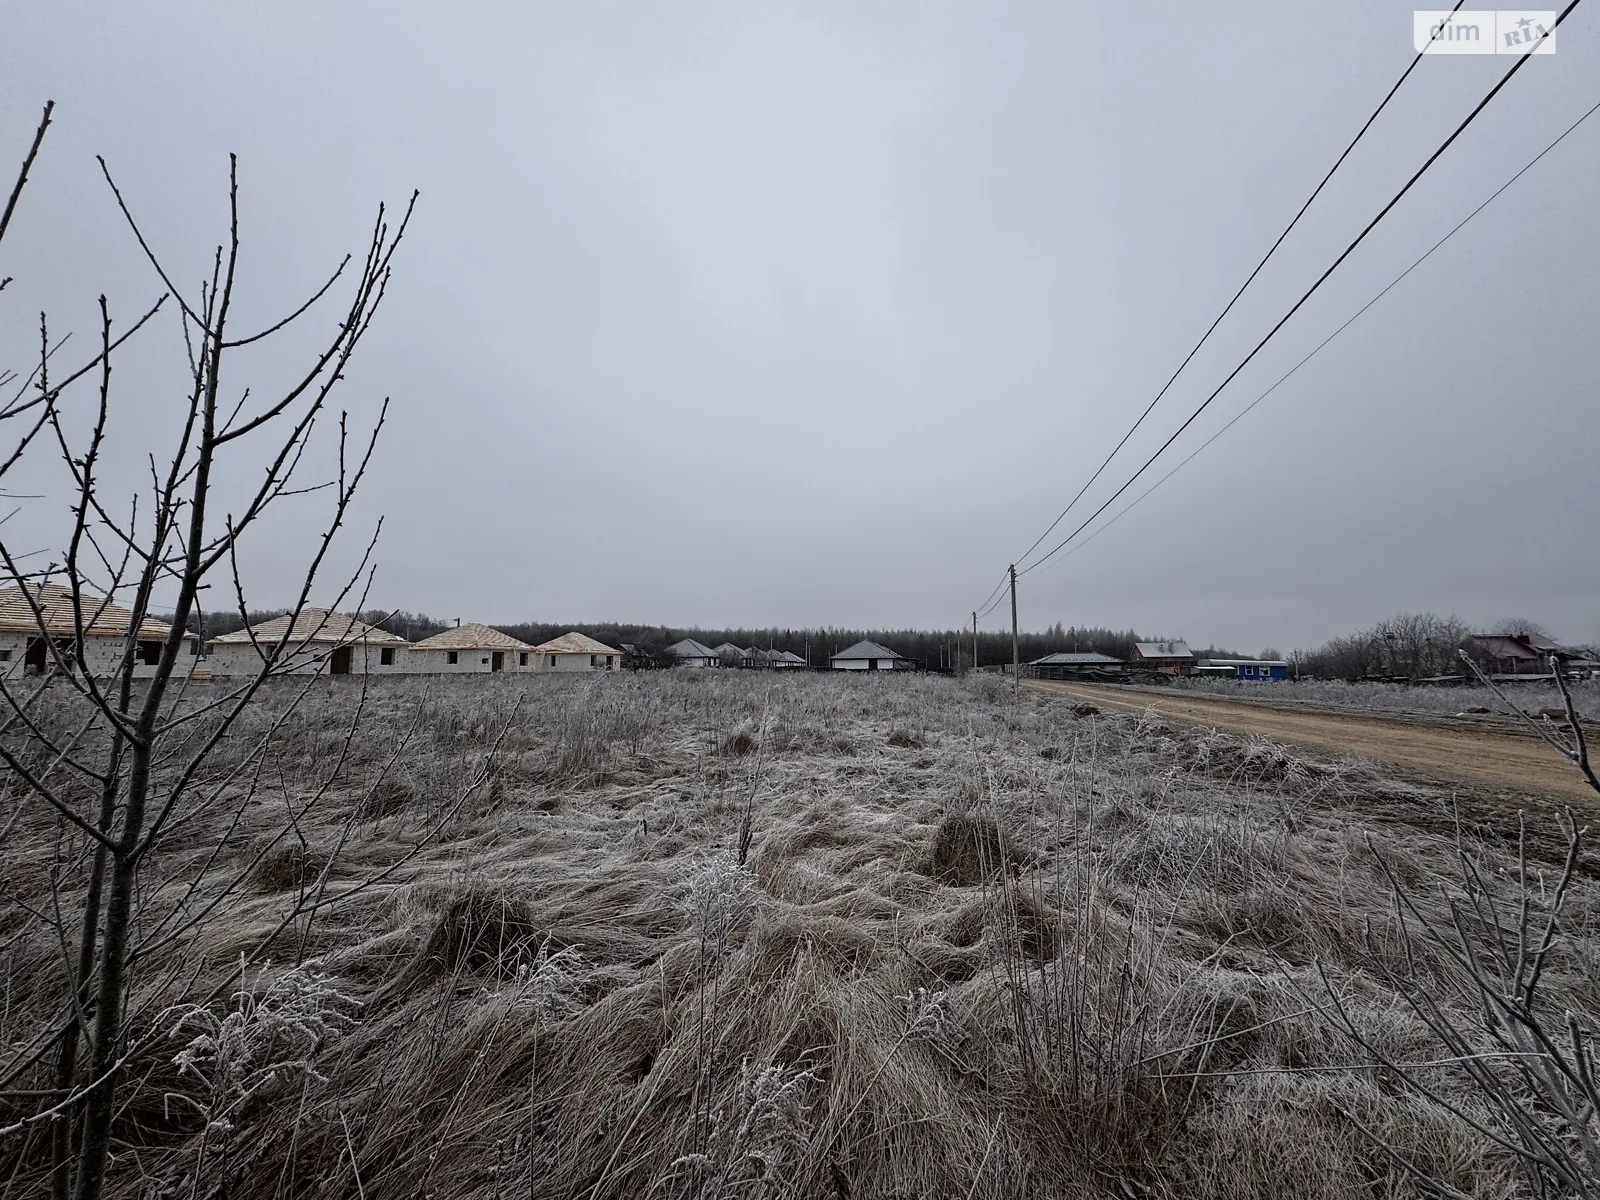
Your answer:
667,639 -> 914,671
0,586 -> 917,680
1026,642 -> 1291,682
0,586 -> 628,679
1026,632 -> 1600,683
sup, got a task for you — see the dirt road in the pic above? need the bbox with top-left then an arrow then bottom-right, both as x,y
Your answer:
1028,680 -> 1594,801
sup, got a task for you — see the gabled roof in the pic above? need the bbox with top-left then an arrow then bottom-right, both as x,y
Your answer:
1133,641 -> 1193,660
711,642 -> 745,657
667,638 -> 719,659
533,631 -> 623,656
1032,651 -> 1122,665
411,623 -> 535,653
774,650 -> 807,664
1469,634 -> 1574,661
831,640 -> 904,661
0,582 -> 187,639
210,607 -> 408,647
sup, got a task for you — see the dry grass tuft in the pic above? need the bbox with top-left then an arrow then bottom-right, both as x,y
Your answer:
251,842 -> 331,893
922,813 -> 1017,886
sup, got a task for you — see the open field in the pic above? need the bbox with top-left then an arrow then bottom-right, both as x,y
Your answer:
5,671 -> 1599,1197
1030,680 -> 1598,802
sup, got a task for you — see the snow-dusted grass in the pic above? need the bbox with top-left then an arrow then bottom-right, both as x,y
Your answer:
5,670 -> 1591,1197
1175,675 -> 1600,721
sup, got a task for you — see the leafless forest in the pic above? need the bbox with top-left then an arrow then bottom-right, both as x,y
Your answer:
6,670 -> 1600,1198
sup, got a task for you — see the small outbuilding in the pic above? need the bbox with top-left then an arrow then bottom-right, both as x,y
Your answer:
1194,658 -> 1288,682
532,631 -> 623,672
667,638 -> 721,668
207,608 -> 409,676
1028,651 -> 1126,681
408,623 -> 537,673
770,649 -> 808,670
1130,640 -> 1194,676
830,640 -> 910,672
0,582 -> 197,679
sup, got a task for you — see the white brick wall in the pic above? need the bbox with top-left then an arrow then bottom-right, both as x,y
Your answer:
404,647 -> 538,673
0,630 -> 198,680
537,651 -> 619,673
204,640 -> 409,677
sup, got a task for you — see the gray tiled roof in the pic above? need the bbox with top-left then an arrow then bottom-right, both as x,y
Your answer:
831,640 -> 904,661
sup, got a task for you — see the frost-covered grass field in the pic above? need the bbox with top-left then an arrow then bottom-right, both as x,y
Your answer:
3,671 -> 1596,1197
1174,675 -> 1600,722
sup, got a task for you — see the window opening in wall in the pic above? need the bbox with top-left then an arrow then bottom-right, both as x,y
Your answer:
380,647 -> 395,666
519,652 -> 528,666
446,651 -> 458,665
137,641 -> 161,666
548,655 -> 556,667
0,649 -> 10,662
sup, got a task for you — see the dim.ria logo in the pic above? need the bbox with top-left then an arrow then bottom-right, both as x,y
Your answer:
1413,9 -> 1557,53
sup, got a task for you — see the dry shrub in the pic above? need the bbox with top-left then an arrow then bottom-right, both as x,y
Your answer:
922,813 -> 1018,886
885,727 -> 924,749
722,729 -> 758,756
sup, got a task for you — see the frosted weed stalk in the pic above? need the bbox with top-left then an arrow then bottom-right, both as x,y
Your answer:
164,959 -> 358,1187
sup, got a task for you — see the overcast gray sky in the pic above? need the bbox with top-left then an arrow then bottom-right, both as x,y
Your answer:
2,2 -> 1596,651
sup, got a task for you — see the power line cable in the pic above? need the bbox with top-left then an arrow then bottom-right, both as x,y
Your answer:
1039,92 -> 1600,572
1006,1 -> 1466,574
1017,4 -> 1581,581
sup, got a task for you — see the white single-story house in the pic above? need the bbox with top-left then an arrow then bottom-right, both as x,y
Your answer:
668,638 -> 720,668
408,622 -> 537,673
713,641 -> 750,667
0,582 -> 197,679
771,650 -> 808,669
830,640 -> 911,672
206,608 -> 410,676
532,631 -> 623,672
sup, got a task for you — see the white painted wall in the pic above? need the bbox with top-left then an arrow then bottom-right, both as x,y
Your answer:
830,657 -> 909,672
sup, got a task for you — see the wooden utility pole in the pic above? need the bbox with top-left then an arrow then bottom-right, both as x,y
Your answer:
1009,564 -> 1019,692
972,611 -> 978,676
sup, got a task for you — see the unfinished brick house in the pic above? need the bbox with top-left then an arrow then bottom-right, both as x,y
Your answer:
531,631 -> 623,672
0,582 -> 197,679
206,607 -> 409,676
407,622 -> 538,673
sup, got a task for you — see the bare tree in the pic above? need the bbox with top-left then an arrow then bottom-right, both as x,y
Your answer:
1315,654 -> 1600,1196
0,104 -> 505,1200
